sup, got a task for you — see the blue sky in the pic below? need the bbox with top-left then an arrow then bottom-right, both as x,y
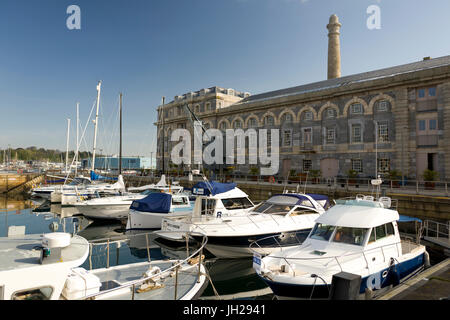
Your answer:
1,0 -> 450,158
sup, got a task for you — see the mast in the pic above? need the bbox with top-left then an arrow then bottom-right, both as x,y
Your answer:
91,81 -> 102,173
75,102 -> 79,176
119,93 -> 123,175
161,96 -> 165,175
65,118 -> 71,174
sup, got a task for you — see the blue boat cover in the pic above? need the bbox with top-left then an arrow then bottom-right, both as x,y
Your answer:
131,193 -> 172,213
272,193 -> 329,204
399,215 -> 422,223
90,170 -> 118,181
192,181 -> 237,196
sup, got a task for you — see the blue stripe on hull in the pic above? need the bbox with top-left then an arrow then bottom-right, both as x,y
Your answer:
260,253 -> 425,299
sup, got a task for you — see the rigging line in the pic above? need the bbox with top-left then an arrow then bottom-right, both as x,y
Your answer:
67,99 -> 97,183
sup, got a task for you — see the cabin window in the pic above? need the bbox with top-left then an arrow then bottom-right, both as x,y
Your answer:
369,223 -> 395,243
221,197 -> 253,210
253,203 -> 294,214
12,286 -> 53,300
332,227 -> 368,246
172,197 -> 188,205
310,223 -> 335,241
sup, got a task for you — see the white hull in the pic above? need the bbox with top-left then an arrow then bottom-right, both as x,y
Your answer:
126,210 -> 191,230
78,204 -> 130,220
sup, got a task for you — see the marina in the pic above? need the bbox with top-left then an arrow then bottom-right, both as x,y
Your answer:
1,1 -> 450,308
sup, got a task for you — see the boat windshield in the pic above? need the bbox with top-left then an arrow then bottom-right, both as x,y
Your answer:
310,223 -> 335,241
172,196 -> 189,205
332,226 -> 368,246
221,197 -> 254,210
252,202 -> 294,215
335,199 -> 382,208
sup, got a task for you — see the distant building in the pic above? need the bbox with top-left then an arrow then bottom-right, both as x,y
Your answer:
156,15 -> 450,180
82,157 -> 152,171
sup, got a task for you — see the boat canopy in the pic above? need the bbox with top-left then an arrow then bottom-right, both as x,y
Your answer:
130,193 -> 172,213
316,204 -> 399,228
192,181 -> 237,196
90,170 -> 118,181
399,215 -> 422,223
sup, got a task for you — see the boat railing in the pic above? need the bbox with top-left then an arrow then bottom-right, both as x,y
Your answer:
334,196 -> 398,210
254,240 -> 411,275
79,230 -> 208,300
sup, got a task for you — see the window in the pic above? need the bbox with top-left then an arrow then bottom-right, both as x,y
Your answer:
303,159 -> 312,172
310,223 -> 335,241
351,124 -> 362,143
332,227 -> 368,246
219,122 -> 227,130
304,111 -> 313,121
377,100 -> 388,112
195,105 -> 200,113
429,119 -> 437,130
350,103 -> 363,114
418,87 -> 436,99
281,113 -> 293,123
378,159 -> 390,173
253,203 -> 294,214
303,128 -> 312,144
326,128 -> 335,145
221,197 -> 254,210
12,287 -> 53,300
418,120 -> 426,131
201,199 -> 216,215
283,130 -> 292,147
377,122 -> 389,142
248,118 -> 258,128
352,159 -> 362,173
368,223 -> 395,244
177,123 -> 186,129
326,108 -> 335,119
233,120 -> 242,129
264,116 -> 274,126
206,102 -> 211,111
267,130 -> 272,147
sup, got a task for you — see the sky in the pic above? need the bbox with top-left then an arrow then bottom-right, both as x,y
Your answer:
1,0 -> 450,158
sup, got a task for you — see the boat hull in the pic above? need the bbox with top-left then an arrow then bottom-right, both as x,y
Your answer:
77,204 -> 130,220
192,229 -> 311,259
126,209 -> 192,230
259,252 -> 425,299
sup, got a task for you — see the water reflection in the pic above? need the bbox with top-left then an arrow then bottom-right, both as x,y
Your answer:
0,196 -> 272,300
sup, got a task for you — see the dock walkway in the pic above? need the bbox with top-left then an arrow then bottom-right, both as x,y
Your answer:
377,258 -> 450,300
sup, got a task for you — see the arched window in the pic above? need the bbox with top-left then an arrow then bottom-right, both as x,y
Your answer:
248,118 -> 258,128
233,120 -> 242,129
281,113 -> 293,123
220,122 -> 227,130
303,111 -> 313,121
264,115 -> 275,126
326,108 -> 335,119
350,103 -> 363,115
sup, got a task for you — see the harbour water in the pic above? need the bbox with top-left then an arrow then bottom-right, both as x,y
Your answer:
0,196 -> 272,300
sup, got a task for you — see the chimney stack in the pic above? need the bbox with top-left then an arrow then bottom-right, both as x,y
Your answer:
327,14 -> 342,79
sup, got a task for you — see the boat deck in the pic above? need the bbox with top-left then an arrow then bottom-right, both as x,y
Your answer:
0,234 -> 88,272
88,260 -> 205,300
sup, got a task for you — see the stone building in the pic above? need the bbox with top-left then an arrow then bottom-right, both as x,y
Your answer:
156,15 -> 450,181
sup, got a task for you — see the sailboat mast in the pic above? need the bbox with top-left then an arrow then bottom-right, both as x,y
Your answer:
75,102 -> 79,176
91,81 -> 102,172
65,118 -> 71,174
161,96 -> 165,175
119,93 -> 123,175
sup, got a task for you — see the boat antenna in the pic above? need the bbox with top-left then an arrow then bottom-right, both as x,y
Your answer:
119,93 -> 123,175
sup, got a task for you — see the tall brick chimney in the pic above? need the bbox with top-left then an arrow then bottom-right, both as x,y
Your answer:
327,14 -> 342,79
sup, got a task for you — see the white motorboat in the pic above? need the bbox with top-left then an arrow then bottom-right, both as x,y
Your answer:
127,175 -> 184,194
30,176 -> 91,200
126,192 -> 194,230
74,176 -> 189,220
0,229 -> 208,300
160,191 -> 328,258
253,195 -> 429,299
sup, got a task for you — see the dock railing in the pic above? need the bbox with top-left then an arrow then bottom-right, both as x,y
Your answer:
424,220 -> 450,242
80,230 -> 207,300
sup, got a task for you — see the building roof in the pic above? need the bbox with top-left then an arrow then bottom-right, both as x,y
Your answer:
239,55 -> 450,104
